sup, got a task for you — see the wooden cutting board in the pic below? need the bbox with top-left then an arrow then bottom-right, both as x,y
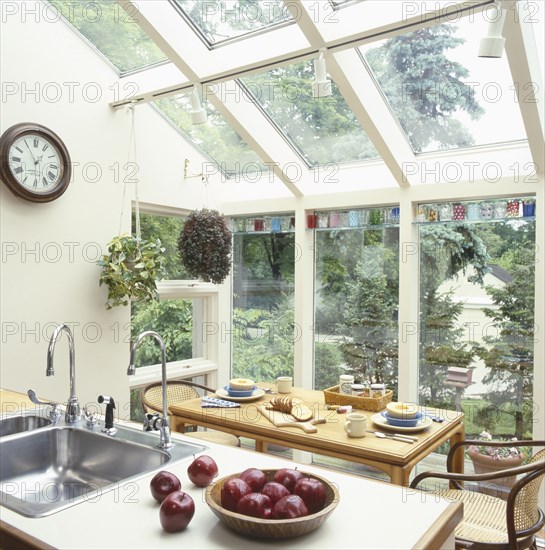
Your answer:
258,405 -> 325,433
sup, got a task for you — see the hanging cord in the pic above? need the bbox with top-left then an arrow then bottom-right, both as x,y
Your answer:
118,101 -> 141,239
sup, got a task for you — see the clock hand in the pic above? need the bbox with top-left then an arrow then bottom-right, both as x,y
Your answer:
24,139 -> 38,164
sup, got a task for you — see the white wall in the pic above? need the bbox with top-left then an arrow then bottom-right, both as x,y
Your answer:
0,3 -> 207,414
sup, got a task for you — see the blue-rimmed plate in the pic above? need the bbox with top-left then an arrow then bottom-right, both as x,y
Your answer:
224,385 -> 257,398
371,413 -> 432,433
215,388 -> 265,402
381,411 -> 423,428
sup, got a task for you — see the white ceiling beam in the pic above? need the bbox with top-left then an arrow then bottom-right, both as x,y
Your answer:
286,0 -> 414,187
205,82 -> 309,197
503,0 -> 545,174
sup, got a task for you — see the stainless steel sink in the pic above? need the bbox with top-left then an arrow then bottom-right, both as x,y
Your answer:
0,414 -> 52,437
0,425 -> 206,517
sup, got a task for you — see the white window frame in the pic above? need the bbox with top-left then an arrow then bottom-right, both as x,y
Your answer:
128,280 -> 220,390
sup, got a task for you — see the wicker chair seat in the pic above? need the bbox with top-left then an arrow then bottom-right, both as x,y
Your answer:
140,380 -> 241,447
432,489 -> 508,544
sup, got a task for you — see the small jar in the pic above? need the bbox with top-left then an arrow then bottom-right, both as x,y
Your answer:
467,203 -> 479,220
351,383 -> 365,396
370,383 -> 386,398
453,203 -> 466,221
339,375 -> 354,395
494,201 -> 507,219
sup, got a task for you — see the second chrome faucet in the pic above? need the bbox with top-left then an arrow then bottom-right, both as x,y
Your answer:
128,331 -> 173,450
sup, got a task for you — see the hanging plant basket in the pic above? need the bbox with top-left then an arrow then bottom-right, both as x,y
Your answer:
98,235 -> 166,309
178,208 -> 232,284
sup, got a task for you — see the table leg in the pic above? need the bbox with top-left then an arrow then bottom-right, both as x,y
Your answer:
390,466 -> 411,486
255,440 -> 267,453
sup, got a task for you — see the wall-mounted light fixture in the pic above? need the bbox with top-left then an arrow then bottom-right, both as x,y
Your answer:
478,3 -> 506,58
313,49 -> 332,98
190,85 -> 207,124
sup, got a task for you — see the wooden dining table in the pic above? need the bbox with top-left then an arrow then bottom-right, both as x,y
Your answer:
169,387 -> 465,486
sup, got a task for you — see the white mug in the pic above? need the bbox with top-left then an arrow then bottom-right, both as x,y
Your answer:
344,413 -> 367,438
276,376 -> 293,394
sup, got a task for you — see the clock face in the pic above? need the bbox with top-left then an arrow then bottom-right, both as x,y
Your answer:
8,134 -> 62,194
0,123 -> 71,203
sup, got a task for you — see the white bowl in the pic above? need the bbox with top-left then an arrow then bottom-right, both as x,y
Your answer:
386,402 -> 419,419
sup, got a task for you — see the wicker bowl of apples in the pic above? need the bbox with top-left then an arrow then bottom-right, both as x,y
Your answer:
205,468 -> 340,539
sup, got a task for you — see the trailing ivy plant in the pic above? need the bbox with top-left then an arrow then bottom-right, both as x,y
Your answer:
178,209 -> 232,284
98,235 -> 166,309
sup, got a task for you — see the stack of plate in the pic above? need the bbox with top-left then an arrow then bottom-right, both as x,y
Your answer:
383,402 -> 421,427
225,378 -> 256,397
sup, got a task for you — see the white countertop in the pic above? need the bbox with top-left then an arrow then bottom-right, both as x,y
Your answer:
0,424 -> 459,550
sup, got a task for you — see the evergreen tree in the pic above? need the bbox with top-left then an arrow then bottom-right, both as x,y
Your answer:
365,24 -> 485,151
473,235 -> 536,439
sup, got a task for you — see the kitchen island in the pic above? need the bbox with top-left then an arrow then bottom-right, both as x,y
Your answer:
0,389 -> 461,549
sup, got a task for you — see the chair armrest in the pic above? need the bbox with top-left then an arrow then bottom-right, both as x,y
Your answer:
411,459 -> 545,490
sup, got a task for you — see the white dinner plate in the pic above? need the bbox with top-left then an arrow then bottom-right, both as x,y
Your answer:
215,388 -> 266,402
371,413 -> 433,433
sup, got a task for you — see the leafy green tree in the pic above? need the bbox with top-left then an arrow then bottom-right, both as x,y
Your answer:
473,232 -> 536,439
137,212 -> 188,279
131,299 -> 193,366
232,303 -> 295,380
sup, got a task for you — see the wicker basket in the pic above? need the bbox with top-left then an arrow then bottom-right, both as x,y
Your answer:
323,385 -> 393,412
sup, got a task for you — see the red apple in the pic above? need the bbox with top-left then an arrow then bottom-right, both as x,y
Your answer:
149,470 -> 181,503
273,468 -> 304,493
236,492 -> 272,519
272,494 -> 309,519
260,481 -> 291,505
159,491 -> 195,532
294,477 -> 327,513
221,477 -> 252,512
187,455 -> 219,487
239,468 -> 267,492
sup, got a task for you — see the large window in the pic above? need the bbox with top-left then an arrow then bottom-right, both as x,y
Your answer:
417,198 -> 536,441
313,208 -> 400,394
231,215 -> 295,381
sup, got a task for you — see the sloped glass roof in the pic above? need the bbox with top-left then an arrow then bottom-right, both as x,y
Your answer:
47,0 -> 167,74
53,0 -> 542,191
241,61 -> 379,167
154,92 -> 266,176
170,0 -> 293,46
361,16 -> 527,153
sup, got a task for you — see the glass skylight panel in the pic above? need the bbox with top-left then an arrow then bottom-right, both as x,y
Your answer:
46,0 -> 167,74
170,0 -> 292,45
361,15 -> 527,153
154,92 -> 265,177
241,61 -> 379,167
